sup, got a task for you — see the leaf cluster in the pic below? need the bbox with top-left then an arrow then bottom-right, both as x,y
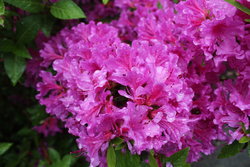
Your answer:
0,0 -> 85,85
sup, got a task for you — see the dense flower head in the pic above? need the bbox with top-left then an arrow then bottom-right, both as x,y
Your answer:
34,0 -> 250,166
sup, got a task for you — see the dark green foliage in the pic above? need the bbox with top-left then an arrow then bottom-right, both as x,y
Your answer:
115,149 -> 141,167
4,54 -> 26,85
50,0 -> 86,19
0,143 -> 12,155
0,0 -> 4,16
4,0 -> 44,13
107,144 -> 116,167
166,147 -> 190,167
102,0 -> 109,5
224,0 -> 250,15
149,150 -> 158,167
0,64 -> 88,166
16,15 -> 43,44
218,141 -> 245,159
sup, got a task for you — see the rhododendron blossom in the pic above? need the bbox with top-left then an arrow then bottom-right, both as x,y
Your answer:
34,0 -> 250,166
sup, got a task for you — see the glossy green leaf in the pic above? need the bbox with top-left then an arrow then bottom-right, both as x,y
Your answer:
0,18 -> 3,26
115,143 -> 126,151
111,137 -> 124,145
168,147 -> 190,167
0,39 -> 31,58
48,148 -> 61,162
4,54 -> 26,85
183,163 -> 191,167
4,9 -> 18,17
50,0 -> 86,20
239,136 -> 250,143
5,150 -> 28,167
218,141 -> 244,159
41,15 -> 55,37
0,0 -> 4,15
141,162 -> 150,167
13,45 -> 32,59
4,0 -> 44,13
49,154 -> 75,167
0,142 -> 12,156
116,150 -> 141,167
102,0 -> 109,5
0,39 -> 15,52
17,128 -> 36,137
149,150 -> 158,167
61,155 -> 73,167
224,0 -> 250,15
38,160 -> 47,167
107,145 -> 116,167
16,15 -> 42,44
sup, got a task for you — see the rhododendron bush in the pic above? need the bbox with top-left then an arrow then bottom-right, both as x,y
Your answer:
1,0 -> 250,167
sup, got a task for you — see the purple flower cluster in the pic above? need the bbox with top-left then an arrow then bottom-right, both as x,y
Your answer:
33,117 -> 61,137
34,0 -> 250,166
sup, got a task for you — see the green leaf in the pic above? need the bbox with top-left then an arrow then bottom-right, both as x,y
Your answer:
111,137 -> 124,145
115,143 -> 126,151
4,9 -> 18,17
17,128 -> 36,137
0,142 -> 12,156
218,141 -> 244,159
0,39 -> 15,52
116,150 -> 141,167
50,0 -> 86,20
239,136 -> 250,143
224,0 -> 250,15
26,105 -> 47,126
102,0 -> 109,5
49,154 -> 75,167
4,54 -> 26,85
141,162 -> 150,167
149,150 -> 158,167
173,0 -> 179,4
4,0 -> 44,13
48,148 -> 61,162
0,39 -> 31,58
16,15 -> 42,44
107,145 -> 116,167
0,18 -> 3,26
0,0 -> 4,15
38,160 -> 47,167
13,45 -> 32,59
245,19 -> 250,22
60,155 -> 73,167
41,15 -> 55,37
112,137 -> 125,151
183,164 -> 191,167
168,147 -> 190,167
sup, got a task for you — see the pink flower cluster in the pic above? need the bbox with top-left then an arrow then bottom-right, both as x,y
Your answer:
34,0 -> 250,166
33,117 -> 61,137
